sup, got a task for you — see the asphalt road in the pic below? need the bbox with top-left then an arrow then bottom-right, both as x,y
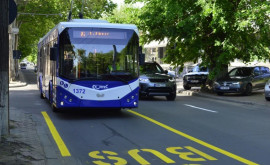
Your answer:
11,69 -> 270,165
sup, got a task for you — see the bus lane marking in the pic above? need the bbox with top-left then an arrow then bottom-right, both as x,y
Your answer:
127,110 -> 259,165
88,146 -> 216,165
41,111 -> 71,157
184,104 -> 218,113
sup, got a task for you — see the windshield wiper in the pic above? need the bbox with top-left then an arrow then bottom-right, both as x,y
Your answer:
106,74 -> 129,84
68,77 -> 100,83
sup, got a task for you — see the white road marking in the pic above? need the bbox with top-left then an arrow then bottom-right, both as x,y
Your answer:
184,104 -> 218,113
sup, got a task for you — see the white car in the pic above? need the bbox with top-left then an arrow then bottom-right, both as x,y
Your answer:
265,79 -> 270,101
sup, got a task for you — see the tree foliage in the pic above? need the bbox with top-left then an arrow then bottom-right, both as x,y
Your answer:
17,0 -> 117,63
126,0 -> 270,79
104,4 -> 141,25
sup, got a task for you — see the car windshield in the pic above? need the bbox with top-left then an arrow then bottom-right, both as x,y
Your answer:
140,63 -> 164,74
228,67 -> 253,77
192,66 -> 208,72
59,27 -> 139,81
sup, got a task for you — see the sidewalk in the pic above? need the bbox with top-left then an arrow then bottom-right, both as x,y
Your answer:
2,71 -> 78,165
9,70 -> 28,88
176,78 -> 270,107
1,71 -> 46,165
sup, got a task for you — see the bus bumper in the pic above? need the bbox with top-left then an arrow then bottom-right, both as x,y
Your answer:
56,87 -> 139,109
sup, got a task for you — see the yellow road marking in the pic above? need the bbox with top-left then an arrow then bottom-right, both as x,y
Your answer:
41,111 -> 71,157
128,110 -> 259,165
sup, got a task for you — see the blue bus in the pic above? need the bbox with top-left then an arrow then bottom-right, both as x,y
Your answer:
37,19 -> 140,111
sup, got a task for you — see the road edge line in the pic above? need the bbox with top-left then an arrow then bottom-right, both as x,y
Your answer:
41,111 -> 71,157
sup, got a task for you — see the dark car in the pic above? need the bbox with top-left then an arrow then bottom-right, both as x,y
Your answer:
183,65 -> 209,90
265,79 -> 270,101
139,62 -> 177,101
214,66 -> 270,96
20,63 -> 27,69
34,65 -> 37,72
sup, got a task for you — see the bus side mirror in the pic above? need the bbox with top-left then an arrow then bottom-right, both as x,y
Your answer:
139,53 -> 145,66
50,47 -> 57,61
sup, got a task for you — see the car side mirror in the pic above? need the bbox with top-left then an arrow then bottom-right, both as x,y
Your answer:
253,72 -> 260,76
50,47 -> 57,61
164,70 -> 168,74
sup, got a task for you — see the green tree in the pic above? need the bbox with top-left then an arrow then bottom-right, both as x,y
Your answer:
17,0 -> 117,63
104,4 -> 141,25
126,0 -> 270,79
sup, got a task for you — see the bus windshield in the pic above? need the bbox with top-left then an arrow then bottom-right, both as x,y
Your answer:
59,27 -> 139,81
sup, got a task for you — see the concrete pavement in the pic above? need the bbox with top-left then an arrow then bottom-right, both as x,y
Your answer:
1,70 -> 46,165
9,70 -> 28,88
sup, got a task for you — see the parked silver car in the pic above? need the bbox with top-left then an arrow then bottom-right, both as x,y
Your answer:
214,66 -> 270,96
265,79 -> 270,101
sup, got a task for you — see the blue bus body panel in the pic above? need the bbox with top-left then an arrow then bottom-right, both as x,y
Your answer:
56,86 -> 139,109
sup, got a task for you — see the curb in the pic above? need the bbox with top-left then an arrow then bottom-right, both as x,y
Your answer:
178,89 -> 257,106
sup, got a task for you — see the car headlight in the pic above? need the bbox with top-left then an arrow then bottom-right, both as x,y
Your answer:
202,75 -> 208,79
232,82 -> 242,86
139,78 -> 149,82
169,77 -> 176,82
214,81 -> 220,86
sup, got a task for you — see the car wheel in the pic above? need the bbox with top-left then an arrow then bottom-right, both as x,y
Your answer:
243,84 -> 252,96
265,97 -> 270,101
139,93 -> 143,100
217,92 -> 224,96
166,93 -> 176,101
183,85 -> 191,90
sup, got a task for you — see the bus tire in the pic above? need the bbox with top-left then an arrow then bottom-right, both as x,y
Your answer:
40,92 -> 45,99
39,79 -> 45,99
51,103 -> 59,113
113,108 -> 122,113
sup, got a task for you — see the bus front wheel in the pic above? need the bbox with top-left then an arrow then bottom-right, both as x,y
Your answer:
49,88 -> 59,112
40,92 -> 45,99
51,103 -> 59,112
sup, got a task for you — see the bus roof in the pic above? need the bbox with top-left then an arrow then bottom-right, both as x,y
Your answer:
38,19 -> 139,46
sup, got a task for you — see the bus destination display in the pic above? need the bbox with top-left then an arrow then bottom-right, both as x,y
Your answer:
73,31 -> 127,39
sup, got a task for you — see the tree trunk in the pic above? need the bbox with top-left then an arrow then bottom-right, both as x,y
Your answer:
0,0 -> 10,140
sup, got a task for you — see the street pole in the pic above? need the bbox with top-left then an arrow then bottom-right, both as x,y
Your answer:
0,0 -> 10,139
